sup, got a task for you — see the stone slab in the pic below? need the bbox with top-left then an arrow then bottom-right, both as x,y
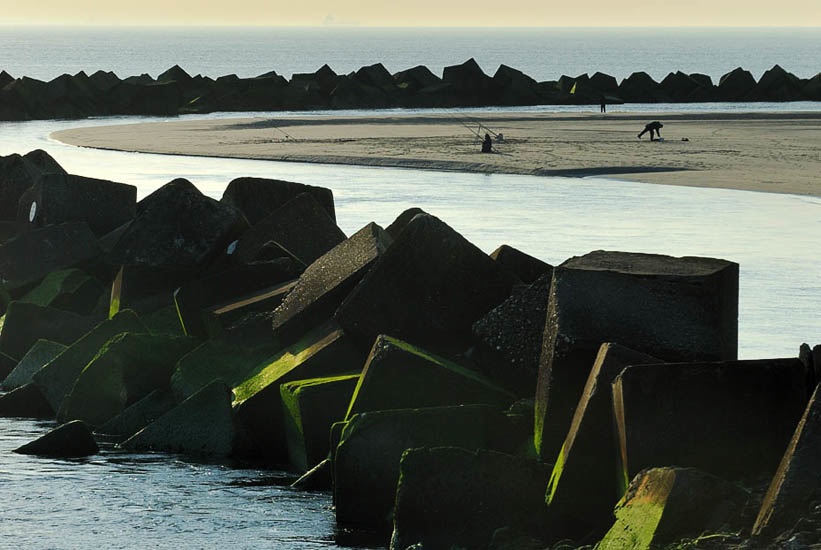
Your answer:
2,339 -> 66,390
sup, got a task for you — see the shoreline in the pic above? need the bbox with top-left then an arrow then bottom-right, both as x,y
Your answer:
52,111 -> 821,197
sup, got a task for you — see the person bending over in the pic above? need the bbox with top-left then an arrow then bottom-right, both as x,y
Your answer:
638,121 -> 663,141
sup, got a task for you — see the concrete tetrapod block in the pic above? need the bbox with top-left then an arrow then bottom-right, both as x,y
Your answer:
280,374 -> 360,472
0,301 -> 101,361
109,264 -> 196,317
0,149 -> 66,221
231,322 -> 364,460
229,192 -> 346,266
18,268 -> 105,315
0,383 -> 54,418
2,339 -> 66,390
535,250 -> 739,462
14,420 -> 99,458
333,404 -> 520,532
121,380 -> 235,457
269,222 -> 392,348
345,335 -> 516,420
32,309 -> 146,413
597,467 -> 749,550
545,343 -> 661,541
17,172 -> 137,237
59,333 -> 199,427
97,389 -> 177,441
0,350 -> 15,381
753,384 -> 821,538
106,178 -> 249,270
471,272 -> 552,396
613,359 -> 808,494
336,213 -> 517,354
489,244 -> 553,284
0,222 -> 103,309
391,447 -> 553,550
220,176 -> 336,225
202,280 -> 296,339
174,259 -> 301,338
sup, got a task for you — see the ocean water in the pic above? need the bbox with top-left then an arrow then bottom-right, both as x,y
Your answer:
0,26 -> 819,549
0,26 -> 819,83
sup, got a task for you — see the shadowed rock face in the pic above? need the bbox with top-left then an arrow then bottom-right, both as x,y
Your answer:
220,177 -> 336,225
14,420 -> 99,457
0,62 -> 809,121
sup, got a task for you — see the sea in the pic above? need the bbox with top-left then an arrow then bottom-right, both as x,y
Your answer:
0,26 -> 820,549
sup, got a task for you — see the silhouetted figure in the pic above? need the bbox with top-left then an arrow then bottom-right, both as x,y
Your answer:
638,121 -> 663,141
481,133 -> 492,153
600,96 -> 606,113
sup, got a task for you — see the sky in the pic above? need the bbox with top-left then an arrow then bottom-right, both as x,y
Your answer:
3,0 -> 818,27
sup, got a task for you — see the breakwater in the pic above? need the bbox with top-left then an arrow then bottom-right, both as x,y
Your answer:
1,59 -> 819,121
1,148 -> 820,548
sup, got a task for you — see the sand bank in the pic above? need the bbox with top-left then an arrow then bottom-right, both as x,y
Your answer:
52,112 -> 821,196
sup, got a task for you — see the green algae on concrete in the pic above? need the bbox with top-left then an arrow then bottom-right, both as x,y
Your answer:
58,332 -> 199,427
345,334 -> 516,421
32,309 -> 146,412
140,304 -> 186,336
280,374 -> 360,472
0,300 -> 100,361
2,339 -> 66,390
597,467 -> 748,550
18,268 -> 104,315
97,389 -> 177,441
232,321 -> 363,460
121,380 -> 235,457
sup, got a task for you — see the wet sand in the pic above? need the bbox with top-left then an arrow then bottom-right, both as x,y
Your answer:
52,111 -> 821,196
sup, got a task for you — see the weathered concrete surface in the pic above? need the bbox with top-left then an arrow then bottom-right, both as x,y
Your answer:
753,384 -> 821,538
336,213 -> 517,354
391,447 -> 552,550
489,244 -> 552,284
535,250 -> 739,461
220,176 -> 336,225
202,279 -> 296,339
96,389 -> 176,441
597,467 -> 749,550
345,335 -> 516,420
613,359 -> 808,493
545,343 -> 661,541
121,380 -> 235,457
0,382 -> 54,418
269,222 -> 391,348
2,339 -> 66,390
14,419 -> 99,457
0,301 -> 100,361
280,374 -> 360,472
0,149 -> 66,221
18,268 -> 104,315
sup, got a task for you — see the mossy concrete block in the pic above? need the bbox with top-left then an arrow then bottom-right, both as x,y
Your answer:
220,176 -> 336,225
471,273 -> 552,396
545,343 -> 661,541
0,149 -> 66,221
391,447 -> 552,550
169,339 -> 280,402
270,222 -> 391,348
174,259 -> 301,338
97,389 -> 177,441
345,335 -> 516,420
203,280 -> 296,339
333,404 -> 516,531
106,178 -> 248,270
17,172 -> 137,237
121,380 -> 235,457
489,244 -> 552,284
754,384 -> 821,537
109,264 -> 196,316
280,374 -> 360,472
32,309 -> 145,412
0,301 -> 100,361
2,339 -> 65,390
597,467 -> 749,550
140,304 -> 186,336
14,419 -> 99,457
232,322 -> 364,460
59,332 -> 199,427
0,221 -> 103,305
0,382 -> 54,418
535,250 -> 739,462
336,213 -> 517,354
18,268 -> 104,316
230,192 -> 346,266
0,350 -> 15,381
613,359 -> 808,494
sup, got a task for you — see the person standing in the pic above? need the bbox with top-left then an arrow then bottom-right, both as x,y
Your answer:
638,121 -> 663,140
600,96 -> 606,113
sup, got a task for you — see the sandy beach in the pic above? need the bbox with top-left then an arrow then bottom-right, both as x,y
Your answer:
52,111 -> 821,196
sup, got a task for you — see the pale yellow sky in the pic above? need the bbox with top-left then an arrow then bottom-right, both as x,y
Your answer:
4,0 -> 819,27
